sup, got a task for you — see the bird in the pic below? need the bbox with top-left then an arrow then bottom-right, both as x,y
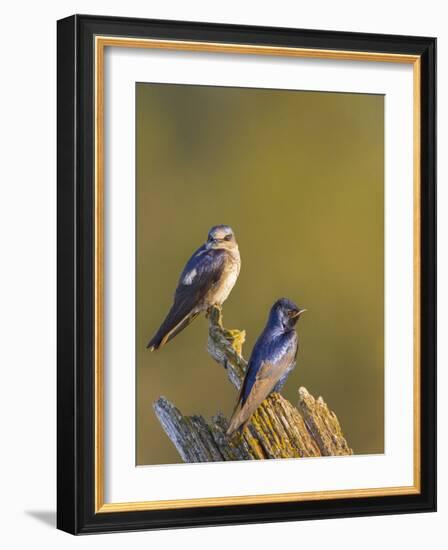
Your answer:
226,298 -> 306,435
147,225 -> 241,351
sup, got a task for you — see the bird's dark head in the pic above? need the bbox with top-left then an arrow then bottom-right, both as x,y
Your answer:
269,298 -> 306,331
206,225 -> 237,251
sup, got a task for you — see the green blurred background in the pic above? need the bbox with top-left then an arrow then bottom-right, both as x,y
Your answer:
136,83 -> 384,465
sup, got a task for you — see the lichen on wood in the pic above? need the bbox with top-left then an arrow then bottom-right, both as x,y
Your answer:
153,306 -> 352,462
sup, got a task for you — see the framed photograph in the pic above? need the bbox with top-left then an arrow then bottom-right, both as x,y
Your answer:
57,14 -> 436,534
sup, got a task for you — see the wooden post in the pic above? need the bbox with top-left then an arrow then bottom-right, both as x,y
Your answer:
153,306 -> 352,462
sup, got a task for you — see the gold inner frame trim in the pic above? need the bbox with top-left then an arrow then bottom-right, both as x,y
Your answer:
94,35 -> 421,513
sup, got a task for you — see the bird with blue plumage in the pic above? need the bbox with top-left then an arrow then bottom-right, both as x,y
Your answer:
227,298 -> 306,435
147,225 -> 240,351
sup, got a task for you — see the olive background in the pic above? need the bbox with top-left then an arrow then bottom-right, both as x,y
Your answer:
136,83 -> 384,466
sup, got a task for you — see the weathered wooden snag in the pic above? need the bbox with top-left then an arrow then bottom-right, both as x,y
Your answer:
153,306 -> 352,462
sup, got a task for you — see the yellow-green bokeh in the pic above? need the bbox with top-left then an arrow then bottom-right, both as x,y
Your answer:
136,83 -> 384,465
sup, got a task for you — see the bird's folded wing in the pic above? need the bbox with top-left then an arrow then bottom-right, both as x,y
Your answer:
234,345 -> 296,414
174,248 -> 227,311
227,365 -> 281,434
147,248 -> 227,350
241,374 -> 280,413
257,348 -> 296,381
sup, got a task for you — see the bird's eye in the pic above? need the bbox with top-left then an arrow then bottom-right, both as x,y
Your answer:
224,234 -> 233,241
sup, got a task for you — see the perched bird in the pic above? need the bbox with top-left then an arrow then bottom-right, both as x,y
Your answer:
227,298 -> 306,435
147,225 -> 241,351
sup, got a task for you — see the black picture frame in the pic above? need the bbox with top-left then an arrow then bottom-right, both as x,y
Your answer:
57,14 -> 436,534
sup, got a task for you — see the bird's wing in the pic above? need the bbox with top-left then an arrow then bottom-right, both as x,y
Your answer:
256,334 -> 298,382
227,363 -> 280,435
146,247 -> 227,350
241,331 -> 297,403
174,246 -> 227,311
227,333 -> 298,434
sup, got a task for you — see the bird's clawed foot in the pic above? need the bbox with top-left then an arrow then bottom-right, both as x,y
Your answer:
207,304 -> 245,355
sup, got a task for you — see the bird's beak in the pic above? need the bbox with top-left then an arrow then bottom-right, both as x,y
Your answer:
292,308 -> 307,318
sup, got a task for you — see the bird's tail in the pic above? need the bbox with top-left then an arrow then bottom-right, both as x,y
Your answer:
147,308 -> 199,351
226,405 -> 252,436
227,378 -> 275,435
226,385 -> 252,436
226,409 -> 243,436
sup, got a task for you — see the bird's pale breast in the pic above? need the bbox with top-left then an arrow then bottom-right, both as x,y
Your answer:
206,250 -> 240,306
